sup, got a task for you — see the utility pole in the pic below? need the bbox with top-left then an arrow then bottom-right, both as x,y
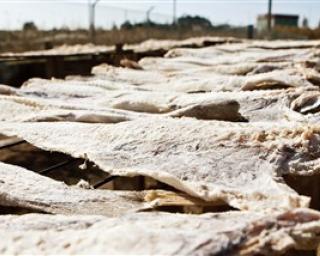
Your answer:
146,6 -> 155,23
173,0 -> 177,25
89,0 -> 100,44
267,0 -> 272,34
124,9 -> 128,23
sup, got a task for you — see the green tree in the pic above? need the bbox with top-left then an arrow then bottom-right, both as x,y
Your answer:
22,22 -> 38,31
177,15 -> 212,28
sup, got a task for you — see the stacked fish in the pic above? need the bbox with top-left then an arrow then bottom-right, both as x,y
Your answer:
1,39 -> 320,255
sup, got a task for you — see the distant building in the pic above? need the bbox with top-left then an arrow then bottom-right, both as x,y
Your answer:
257,14 -> 299,31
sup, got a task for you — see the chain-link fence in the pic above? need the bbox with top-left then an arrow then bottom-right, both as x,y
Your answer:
0,1 -> 173,30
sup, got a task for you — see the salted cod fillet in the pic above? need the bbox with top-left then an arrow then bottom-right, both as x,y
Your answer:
123,36 -> 240,53
4,83 -> 320,122
92,61 -> 292,78
91,62 -> 320,85
249,40 -> 320,49
22,68 -> 318,93
0,208 -> 320,255
0,119 -> 314,211
0,95 -> 153,123
0,93 -> 243,122
102,68 -> 316,92
0,162 -> 212,216
141,48 -> 320,71
0,44 -> 114,58
164,46 -> 318,60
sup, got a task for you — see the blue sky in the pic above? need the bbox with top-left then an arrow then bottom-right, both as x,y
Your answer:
0,0 -> 319,29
